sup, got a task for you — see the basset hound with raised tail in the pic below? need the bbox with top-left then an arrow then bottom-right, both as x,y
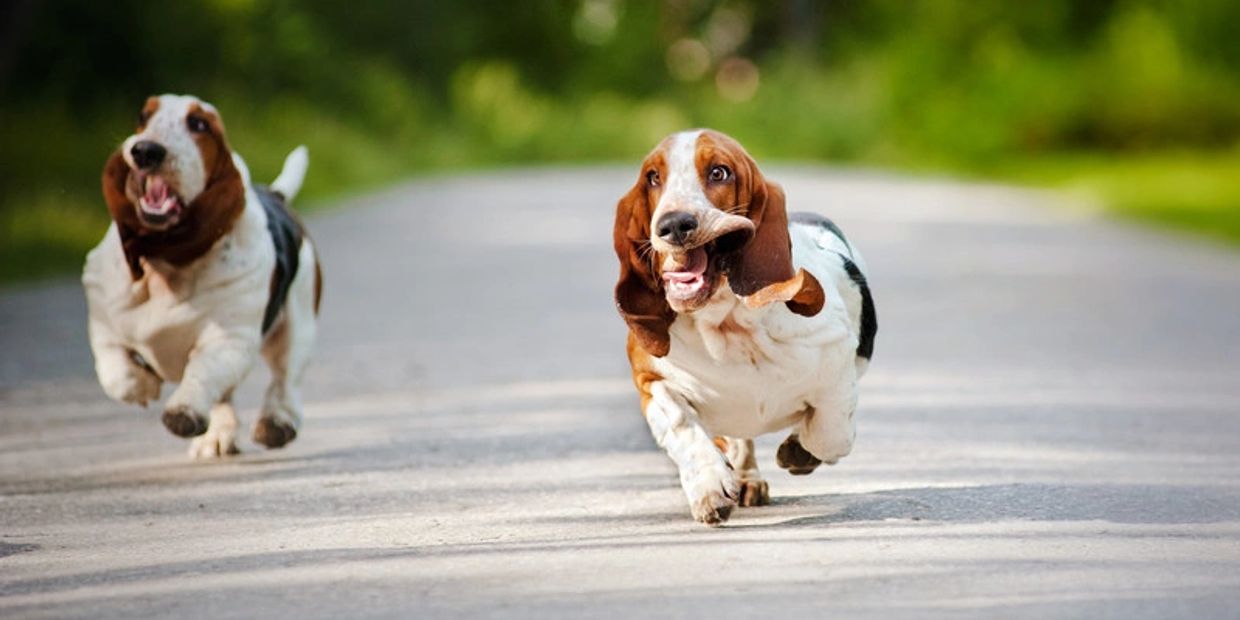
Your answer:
614,129 -> 877,526
83,94 -> 322,459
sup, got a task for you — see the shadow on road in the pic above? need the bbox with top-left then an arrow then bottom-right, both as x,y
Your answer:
766,483 -> 1240,527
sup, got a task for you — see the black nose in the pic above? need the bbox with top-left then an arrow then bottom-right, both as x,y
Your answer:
130,140 -> 166,169
656,212 -> 699,245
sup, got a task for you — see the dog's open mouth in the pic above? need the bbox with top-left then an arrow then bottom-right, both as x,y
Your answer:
132,172 -> 183,227
663,245 -> 711,301
660,229 -> 749,306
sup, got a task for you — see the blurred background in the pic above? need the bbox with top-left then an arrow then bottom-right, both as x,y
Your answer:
2,0 -> 1238,284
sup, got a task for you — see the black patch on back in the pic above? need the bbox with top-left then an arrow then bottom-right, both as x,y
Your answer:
255,184 -> 302,334
789,212 -> 874,359
839,255 -> 877,361
790,211 -> 852,259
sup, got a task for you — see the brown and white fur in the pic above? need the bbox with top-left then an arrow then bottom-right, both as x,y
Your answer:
614,129 -> 877,526
83,94 -> 321,459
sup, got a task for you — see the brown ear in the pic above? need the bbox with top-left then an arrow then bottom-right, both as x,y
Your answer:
152,151 -> 245,267
185,152 -> 244,231
739,266 -> 825,316
101,151 -> 145,279
725,180 -> 825,317
101,145 -> 246,279
613,184 -> 675,357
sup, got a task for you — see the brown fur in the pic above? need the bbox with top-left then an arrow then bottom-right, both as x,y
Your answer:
612,130 -> 825,358
740,267 -> 825,316
694,132 -> 823,314
313,261 -> 323,314
137,96 -> 160,129
613,150 -> 676,357
776,433 -> 822,475
625,332 -> 663,414
101,104 -> 246,280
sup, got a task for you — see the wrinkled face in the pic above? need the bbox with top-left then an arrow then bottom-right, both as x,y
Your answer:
639,130 -> 760,312
118,94 -> 230,230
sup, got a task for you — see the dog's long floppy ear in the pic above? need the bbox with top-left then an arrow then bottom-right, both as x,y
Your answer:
174,148 -> 245,260
614,183 -> 675,357
150,144 -> 245,268
101,151 -> 146,280
185,112 -> 245,227
725,178 -> 825,317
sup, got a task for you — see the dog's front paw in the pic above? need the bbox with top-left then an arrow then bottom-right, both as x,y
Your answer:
101,369 -> 161,407
162,405 -> 208,438
684,462 -> 739,527
189,425 -> 240,459
737,477 -> 770,507
690,487 -> 737,526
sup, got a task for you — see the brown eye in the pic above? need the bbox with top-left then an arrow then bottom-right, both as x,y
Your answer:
138,110 -> 151,126
646,170 -> 661,188
187,115 -> 209,133
708,165 -> 731,183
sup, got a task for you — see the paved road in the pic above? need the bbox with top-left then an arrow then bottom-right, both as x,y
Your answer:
2,167 -> 1240,619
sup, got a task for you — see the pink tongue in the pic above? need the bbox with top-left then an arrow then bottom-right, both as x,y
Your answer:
662,247 -> 708,283
141,177 -> 175,214
145,177 -> 167,203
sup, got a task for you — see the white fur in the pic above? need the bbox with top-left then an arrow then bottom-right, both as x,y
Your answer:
657,130 -> 710,216
644,381 -> 740,522
122,95 -> 210,204
651,226 -> 866,432
648,130 -> 727,257
84,98 -> 317,459
257,239 -> 319,438
271,145 -> 309,202
638,133 -> 873,522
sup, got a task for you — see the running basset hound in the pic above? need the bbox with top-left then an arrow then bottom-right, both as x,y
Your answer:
613,129 -> 877,526
83,94 -> 321,458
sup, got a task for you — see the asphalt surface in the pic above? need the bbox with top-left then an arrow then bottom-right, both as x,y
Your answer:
2,166 -> 1239,619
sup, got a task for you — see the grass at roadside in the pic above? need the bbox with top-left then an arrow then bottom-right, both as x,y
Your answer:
985,150 -> 1240,246
4,144 -> 1239,286
3,88 -> 1238,286
0,98 -> 435,284
7,1 -> 1240,285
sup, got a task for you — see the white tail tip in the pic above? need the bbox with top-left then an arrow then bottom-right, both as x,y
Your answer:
271,145 -> 309,202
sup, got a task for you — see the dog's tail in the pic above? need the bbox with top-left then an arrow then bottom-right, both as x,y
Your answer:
271,145 -> 309,203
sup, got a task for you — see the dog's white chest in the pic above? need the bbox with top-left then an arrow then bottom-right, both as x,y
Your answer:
653,289 -> 855,438
82,209 -> 273,383
95,261 -> 209,381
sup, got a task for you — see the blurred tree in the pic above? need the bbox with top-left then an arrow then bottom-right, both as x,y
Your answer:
3,0 -> 1239,283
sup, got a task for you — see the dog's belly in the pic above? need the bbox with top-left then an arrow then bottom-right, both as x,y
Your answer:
669,362 -> 817,438
695,391 -> 808,438
657,346 -> 854,439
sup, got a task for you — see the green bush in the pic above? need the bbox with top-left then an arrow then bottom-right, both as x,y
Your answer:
3,0 -> 1239,283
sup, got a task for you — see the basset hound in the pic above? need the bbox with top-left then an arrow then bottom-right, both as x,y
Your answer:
613,129 -> 877,526
83,94 -> 322,458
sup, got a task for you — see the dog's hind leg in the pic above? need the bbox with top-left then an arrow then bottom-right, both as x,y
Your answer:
253,243 -> 318,449
795,367 -> 859,467
775,433 -> 822,475
716,437 -> 769,507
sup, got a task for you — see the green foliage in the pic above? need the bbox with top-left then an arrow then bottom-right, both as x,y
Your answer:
993,150 -> 1240,246
2,0 -> 1239,283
